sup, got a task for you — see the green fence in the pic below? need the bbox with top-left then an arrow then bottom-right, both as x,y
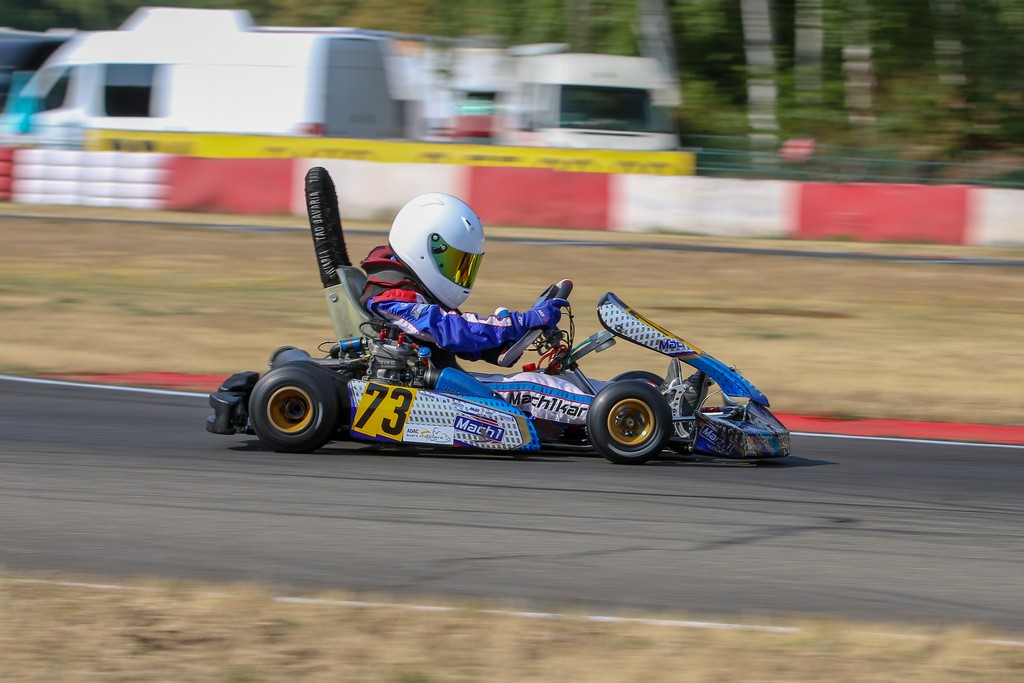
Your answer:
685,135 -> 1024,189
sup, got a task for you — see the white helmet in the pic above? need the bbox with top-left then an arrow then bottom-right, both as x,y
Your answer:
389,192 -> 485,309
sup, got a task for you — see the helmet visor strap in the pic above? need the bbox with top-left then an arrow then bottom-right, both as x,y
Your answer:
429,233 -> 482,289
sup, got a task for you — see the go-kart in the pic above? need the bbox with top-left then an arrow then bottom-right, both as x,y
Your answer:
205,167 -> 790,465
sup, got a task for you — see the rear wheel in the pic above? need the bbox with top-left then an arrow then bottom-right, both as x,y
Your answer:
249,362 -> 341,453
587,380 -> 672,465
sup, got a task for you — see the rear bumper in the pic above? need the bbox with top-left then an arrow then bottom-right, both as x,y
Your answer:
205,371 -> 259,435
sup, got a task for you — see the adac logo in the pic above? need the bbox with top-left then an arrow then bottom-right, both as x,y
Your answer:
404,425 -> 453,445
454,415 -> 505,442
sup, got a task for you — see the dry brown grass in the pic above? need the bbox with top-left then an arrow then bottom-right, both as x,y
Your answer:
2,208 -> 1023,426
3,575 -> 1024,683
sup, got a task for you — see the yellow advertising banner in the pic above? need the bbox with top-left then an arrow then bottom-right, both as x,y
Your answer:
86,130 -> 696,176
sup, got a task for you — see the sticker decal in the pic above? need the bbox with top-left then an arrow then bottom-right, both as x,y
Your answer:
346,379 -> 540,450
352,382 -> 417,441
657,337 -> 697,356
454,414 -> 506,443
698,425 -> 720,445
403,424 -> 455,445
494,386 -> 591,424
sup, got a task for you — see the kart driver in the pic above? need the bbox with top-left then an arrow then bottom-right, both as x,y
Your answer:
359,192 -> 593,426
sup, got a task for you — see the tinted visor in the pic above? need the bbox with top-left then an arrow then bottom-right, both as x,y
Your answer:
429,233 -> 482,289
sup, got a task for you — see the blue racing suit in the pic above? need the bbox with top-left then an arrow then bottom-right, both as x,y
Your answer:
359,245 -> 562,362
359,246 -> 591,425
366,288 -> 563,361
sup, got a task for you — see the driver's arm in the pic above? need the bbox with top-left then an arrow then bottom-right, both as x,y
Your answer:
367,296 -> 564,356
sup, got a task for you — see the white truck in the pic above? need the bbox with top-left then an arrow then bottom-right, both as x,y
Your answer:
493,50 -> 680,151
0,7 -> 409,148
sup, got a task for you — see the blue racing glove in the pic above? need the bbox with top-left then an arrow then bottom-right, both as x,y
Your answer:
520,298 -> 568,330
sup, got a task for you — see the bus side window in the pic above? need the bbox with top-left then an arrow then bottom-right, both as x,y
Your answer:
103,64 -> 156,117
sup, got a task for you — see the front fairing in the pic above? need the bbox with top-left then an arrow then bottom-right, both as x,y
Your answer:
596,292 -> 770,405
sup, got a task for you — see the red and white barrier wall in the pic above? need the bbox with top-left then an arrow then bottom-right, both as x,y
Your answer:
1,147 -> 1021,247
797,182 -> 970,245
288,160 -> 465,222
613,175 -> 795,238
966,188 -> 1024,247
0,147 -> 14,201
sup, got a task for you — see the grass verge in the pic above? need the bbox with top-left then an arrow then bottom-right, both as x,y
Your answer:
4,573 -> 1024,683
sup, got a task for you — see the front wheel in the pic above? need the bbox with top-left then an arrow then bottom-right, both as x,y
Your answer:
248,362 -> 341,453
609,369 -> 664,388
587,380 -> 672,465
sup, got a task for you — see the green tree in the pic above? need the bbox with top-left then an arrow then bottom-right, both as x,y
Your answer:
4,0 -> 1024,155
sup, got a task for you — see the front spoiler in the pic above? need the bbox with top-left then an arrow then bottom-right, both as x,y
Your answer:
693,403 -> 791,459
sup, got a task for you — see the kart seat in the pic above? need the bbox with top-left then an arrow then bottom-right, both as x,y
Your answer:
324,265 -> 371,341
304,166 -> 372,341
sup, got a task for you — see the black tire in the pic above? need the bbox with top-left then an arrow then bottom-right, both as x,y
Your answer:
587,380 -> 672,465
268,345 -> 311,368
248,362 -> 342,453
610,369 -> 664,388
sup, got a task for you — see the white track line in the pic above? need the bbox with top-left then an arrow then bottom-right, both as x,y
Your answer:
2,373 -> 1022,449
273,596 -> 798,633
0,373 -> 208,398
8,578 -> 1023,646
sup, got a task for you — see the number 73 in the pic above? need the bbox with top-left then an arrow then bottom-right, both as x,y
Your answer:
352,383 -> 416,440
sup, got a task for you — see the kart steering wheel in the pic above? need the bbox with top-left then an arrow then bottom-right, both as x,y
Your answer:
496,279 -> 573,368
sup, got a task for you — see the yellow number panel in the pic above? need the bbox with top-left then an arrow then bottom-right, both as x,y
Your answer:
351,382 -> 417,441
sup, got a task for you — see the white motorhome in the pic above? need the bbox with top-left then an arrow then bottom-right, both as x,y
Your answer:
0,7 -> 408,147
494,51 -> 679,151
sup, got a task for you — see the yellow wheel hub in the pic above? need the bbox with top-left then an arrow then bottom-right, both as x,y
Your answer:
607,398 -> 654,446
266,386 -> 314,433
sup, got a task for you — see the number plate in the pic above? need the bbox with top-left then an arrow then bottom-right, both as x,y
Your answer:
351,382 -> 417,441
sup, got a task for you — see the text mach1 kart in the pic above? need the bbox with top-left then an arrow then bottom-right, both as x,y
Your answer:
205,167 -> 790,465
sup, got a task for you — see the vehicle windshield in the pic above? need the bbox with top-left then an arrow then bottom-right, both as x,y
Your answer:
558,84 -> 674,133
0,38 -> 64,110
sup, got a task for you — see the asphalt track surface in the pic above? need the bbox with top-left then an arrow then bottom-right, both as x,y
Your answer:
3,377 -> 1023,631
